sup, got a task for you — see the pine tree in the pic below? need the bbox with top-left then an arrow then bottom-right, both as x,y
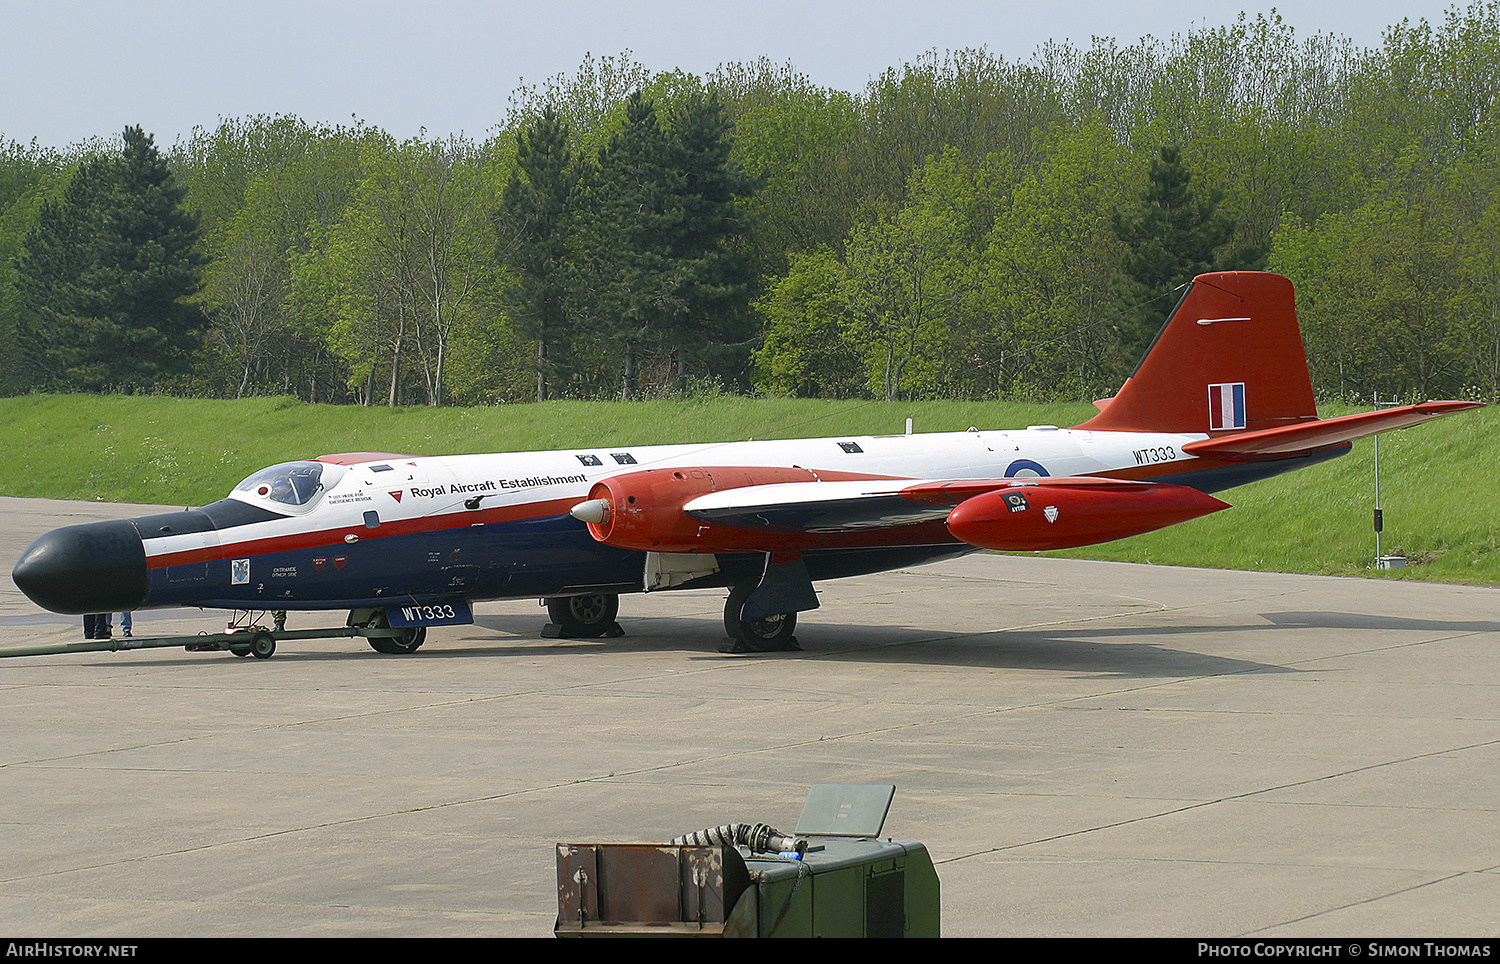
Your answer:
589,91 -> 756,397
591,93 -> 677,398
1111,146 -> 1237,365
496,108 -> 581,402
661,92 -> 757,387
17,126 -> 206,392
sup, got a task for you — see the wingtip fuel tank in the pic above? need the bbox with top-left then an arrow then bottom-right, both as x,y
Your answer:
944,481 -> 1230,552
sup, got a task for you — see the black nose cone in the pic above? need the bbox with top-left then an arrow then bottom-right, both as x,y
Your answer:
12,520 -> 148,615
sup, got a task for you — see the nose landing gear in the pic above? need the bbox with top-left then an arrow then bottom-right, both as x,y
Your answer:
352,610 -> 427,654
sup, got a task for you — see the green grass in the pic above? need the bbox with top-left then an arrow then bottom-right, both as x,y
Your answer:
3,393 -> 1494,584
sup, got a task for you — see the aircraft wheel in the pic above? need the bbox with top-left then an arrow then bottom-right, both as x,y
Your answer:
723,583 -> 798,653
362,612 -> 427,654
250,632 -> 277,660
546,593 -> 620,638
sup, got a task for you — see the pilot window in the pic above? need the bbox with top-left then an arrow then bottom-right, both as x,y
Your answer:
233,461 -> 345,509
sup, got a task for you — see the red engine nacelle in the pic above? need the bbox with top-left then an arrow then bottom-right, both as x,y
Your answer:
944,481 -> 1229,551
575,466 -> 826,553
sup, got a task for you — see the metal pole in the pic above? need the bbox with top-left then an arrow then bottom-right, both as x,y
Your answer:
1374,429 -> 1382,561
1372,392 -> 1391,565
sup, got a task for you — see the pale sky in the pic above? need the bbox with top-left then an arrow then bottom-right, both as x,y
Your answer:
2,0 -> 1466,149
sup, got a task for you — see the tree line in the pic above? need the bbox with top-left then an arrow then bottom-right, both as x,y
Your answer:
2,4 -> 1498,406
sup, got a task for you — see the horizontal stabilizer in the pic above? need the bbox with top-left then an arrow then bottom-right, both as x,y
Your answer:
1181,401 -> 1482,460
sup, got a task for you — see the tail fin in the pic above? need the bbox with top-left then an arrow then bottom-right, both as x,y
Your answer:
1075,271 -> 1317,435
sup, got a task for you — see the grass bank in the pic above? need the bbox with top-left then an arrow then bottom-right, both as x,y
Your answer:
3,393 -> 1494,585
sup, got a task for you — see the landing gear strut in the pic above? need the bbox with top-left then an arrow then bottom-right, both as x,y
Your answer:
721,582 -> 799,654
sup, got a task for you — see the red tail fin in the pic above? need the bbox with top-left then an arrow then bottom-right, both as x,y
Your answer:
1075,272 -> 1317,435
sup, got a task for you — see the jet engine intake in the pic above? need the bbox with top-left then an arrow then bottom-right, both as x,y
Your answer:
573,466 -> 823,553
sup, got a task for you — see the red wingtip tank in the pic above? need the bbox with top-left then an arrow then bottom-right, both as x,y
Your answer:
943,480 -> 1230,552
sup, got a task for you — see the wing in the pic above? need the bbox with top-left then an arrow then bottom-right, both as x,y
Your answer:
681,478 -> 978,533
686,476 -> 1229,551
572,469 -> 1228,554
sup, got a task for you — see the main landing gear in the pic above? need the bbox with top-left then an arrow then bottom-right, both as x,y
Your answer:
543,593 -> 624,639
539,587 -> 799,653
720,581 -> 799,654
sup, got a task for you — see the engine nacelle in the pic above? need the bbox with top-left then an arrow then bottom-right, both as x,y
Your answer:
944,481 -> 1229,551
573,466 -> 824,553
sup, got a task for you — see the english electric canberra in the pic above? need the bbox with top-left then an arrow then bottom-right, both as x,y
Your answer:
12,272 -> 1481,653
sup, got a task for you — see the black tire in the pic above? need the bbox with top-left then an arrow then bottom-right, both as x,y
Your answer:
250,632 -> 276,660
362,611 -> 427,654
723,582 -> 797,652
546,594 -> 620,638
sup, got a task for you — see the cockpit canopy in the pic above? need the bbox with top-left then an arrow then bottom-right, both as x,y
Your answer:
231,460 -> 345,511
